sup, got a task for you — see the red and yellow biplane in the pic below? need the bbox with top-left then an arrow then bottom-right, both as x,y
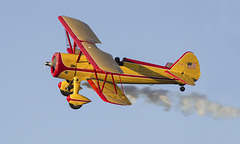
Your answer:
45,16 -> 201,109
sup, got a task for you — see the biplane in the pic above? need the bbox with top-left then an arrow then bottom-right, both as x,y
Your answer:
45,16 -> 201,109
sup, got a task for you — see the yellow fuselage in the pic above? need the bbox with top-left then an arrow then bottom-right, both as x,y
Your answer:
51,52 -> 179,85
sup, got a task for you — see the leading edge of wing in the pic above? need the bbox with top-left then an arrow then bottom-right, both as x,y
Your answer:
58,16 -> 123,74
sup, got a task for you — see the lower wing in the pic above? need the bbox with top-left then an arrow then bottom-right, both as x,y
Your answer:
87,79 -> 132,105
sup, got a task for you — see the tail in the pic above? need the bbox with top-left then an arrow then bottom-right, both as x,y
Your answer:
166,51 -> 201,86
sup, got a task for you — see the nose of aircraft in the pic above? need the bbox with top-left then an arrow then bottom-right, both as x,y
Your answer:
45,52 -> 63,77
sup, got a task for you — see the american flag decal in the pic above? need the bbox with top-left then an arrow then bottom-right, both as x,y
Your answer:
187,62 -> 197,69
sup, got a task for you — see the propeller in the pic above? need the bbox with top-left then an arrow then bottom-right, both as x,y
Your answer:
45,61 -> 52,67
44,58 -> 50,80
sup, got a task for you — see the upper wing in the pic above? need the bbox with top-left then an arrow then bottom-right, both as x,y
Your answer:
59,16 -> 101,44
87,79 -> 132,106
58,16 -> 123,74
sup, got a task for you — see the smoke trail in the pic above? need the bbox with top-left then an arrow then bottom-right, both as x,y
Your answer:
125,85 -> 240,119
82,82 -> 240,119
125,86 -> 171,111
179,93 -> 240,118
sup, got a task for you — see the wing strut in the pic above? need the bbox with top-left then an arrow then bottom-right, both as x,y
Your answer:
73,42 -> 77,54
66,31 -> 73,54
88,70 -> 131,106
94,69 -> 101,93
76,51 -> 82,62
92,70 -> 120,95
101,72 -> 108,92
111,74 -> 118,94
119,75 -> 124,95
66,31 -> 79,55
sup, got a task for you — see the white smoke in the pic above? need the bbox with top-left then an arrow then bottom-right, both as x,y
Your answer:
179,93 -> 240,118
82,82 -> 240,119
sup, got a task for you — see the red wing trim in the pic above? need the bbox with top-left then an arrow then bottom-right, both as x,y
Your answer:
165,71 -> 187,84
170,51 -> 193,69
123,58 -> 171,70
58,16 -> 101,70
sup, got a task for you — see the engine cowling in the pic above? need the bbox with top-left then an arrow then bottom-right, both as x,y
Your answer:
46,52 -> 78,80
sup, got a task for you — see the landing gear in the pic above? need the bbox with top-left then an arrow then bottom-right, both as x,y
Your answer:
180,86 -> 185,92
60,90 -> 73,96
66,77 -> 91,110
69,103 -> 82,109
59,80 -> 76,96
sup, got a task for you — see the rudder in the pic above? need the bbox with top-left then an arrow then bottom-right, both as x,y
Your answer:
169,52 -> 201,85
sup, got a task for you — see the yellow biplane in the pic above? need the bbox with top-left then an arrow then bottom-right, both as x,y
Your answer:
45,16 -> 201,109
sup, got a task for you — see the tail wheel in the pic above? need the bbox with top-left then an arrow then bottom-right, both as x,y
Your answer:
69,103 -> 82,109
180,86 -> 185,92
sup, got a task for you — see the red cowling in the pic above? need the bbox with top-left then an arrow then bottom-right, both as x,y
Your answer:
50,52 -> 76,78
50,52 -> 66,77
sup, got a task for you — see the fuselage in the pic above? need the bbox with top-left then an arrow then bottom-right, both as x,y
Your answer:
50,52 -> 179,85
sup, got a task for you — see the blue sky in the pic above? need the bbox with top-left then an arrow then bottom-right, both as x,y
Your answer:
1,0 -> 240,143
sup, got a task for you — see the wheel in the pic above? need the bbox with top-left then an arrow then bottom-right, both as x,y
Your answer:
69,103 -> 82,109
180,86 -> 185,92
60,90 -> 73,96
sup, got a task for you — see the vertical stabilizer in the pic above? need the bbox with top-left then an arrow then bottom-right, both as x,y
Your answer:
166,52 -> 201,85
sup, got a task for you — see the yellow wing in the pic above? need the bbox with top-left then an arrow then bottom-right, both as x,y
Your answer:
58,16 -> 123,74
87,79 -> 132,105
60,16 -> 101,44
82,42 -> 124,73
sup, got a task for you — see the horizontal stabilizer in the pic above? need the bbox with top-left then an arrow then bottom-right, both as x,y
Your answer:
165,71 -> 195,86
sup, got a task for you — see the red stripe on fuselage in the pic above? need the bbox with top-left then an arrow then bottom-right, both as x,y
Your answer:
123,58 -> 171,70
74,68 -> 176,81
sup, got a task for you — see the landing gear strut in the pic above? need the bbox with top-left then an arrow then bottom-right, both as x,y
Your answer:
67,76 -> 91,110
180,86 -> 185,92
